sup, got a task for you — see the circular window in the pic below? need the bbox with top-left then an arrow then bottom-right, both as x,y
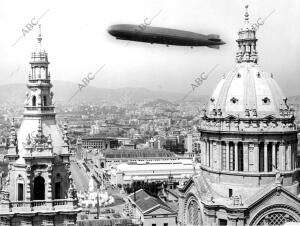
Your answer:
187,200 -> 200,226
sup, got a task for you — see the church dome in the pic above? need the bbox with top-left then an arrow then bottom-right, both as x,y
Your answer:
203,5 -> 293,120
207,62 -> 286,117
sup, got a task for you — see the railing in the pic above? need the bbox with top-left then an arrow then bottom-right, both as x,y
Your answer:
10,201 -> 31,208
0,199 -> 78,213
32,200 -> 46,207
25,106 -> 55,111
53,199 -> 69,206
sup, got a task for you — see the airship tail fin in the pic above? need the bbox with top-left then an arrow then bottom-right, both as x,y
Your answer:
207,45 -> 220,49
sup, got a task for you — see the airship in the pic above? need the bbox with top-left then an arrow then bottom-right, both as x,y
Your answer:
108,24 -> 225,48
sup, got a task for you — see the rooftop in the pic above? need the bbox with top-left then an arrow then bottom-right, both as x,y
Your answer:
101,148 -> 175,159
128,189 -> 176,214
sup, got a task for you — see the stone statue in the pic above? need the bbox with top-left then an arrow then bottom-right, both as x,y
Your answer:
275,169 -> 282,185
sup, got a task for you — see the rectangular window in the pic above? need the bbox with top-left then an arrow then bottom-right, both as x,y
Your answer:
164,224 -> 168,226
219,219 -> 228,226
18,183 -> 24,201
229,188 -> 233,198
152,224 -> 156,226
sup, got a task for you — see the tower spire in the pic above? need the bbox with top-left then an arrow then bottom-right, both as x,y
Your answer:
24,25 -> 55,117
244,5 -> 249,23
38,24 -> 42,44
235,5 -> 258,64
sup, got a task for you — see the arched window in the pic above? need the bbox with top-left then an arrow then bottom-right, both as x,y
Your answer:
55,173 -> 61,199
257,212 -> 296,225
18,183 -> 24,201
55,182 -> 61,199
17,175 -> 24,201
33,176 -> 45,200
187,200 -> 200,226
32,96 -> 36,107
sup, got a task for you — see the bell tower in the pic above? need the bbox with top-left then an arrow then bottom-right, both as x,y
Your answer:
0,26 -> 80,226
24,25 -> 55,118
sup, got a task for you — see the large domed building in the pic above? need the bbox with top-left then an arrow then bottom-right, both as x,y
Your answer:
178,6 -> 300,226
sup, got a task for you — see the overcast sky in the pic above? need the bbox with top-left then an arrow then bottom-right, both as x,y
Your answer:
0,0 -> 299,96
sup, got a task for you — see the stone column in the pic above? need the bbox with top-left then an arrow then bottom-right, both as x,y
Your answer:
201,140 -> 206,166
237,218 -> 245,226
226,142 -> 230,171
234,142 -> 238,171
292,144 -> 296,170
207,140 -> 210,167
272,143 -> 276,171
228,218 -> 237,226
210,141 -> 214,168
243,142 -> 248,172
204,140 -> 207,166
206,140 -> 209,167
292,144 -> 295,170
218,141 -> 222,171
264,142 -> 268,172
25,165 -> 31,201
279,142 -> 285,171
47,165 -> 53,200
286,144 -> 292,170
254,143 -> 259,172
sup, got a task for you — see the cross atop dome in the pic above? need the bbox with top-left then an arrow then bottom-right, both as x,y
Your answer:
38,24 -> 42,44
244,5 -> 249,22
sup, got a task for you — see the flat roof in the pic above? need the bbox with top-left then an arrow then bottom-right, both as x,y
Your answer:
117,161 -> 195,171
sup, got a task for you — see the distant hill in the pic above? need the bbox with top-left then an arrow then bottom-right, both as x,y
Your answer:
0,81 -> 208,105
142,98 -> 177,107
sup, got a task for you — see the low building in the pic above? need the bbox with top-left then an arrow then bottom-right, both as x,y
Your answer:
82,136 -> 119,150
128,189 -> 177,226
95,148 -> 177,169
111,159 -> 199,185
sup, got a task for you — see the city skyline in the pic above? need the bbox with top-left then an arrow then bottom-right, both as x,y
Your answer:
1,0 -> 300,97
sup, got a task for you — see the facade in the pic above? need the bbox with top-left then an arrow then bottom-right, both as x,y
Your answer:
81,136 -> 118,150
178,6 -> 300,226
0,26 -> 80,225
128,189 -> 177,226
94,148 -> 176,168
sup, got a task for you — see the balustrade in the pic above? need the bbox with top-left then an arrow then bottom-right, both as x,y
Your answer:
0,199 -> 76,213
